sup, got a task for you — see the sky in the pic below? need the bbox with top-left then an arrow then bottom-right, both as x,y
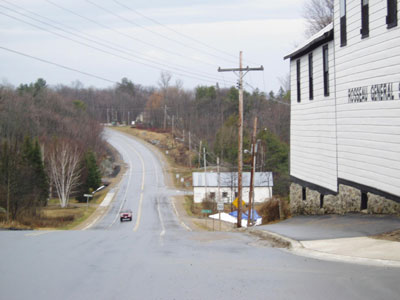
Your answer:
0,0 -> 307,92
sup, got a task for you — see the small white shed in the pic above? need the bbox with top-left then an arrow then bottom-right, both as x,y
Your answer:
192,172 -> 273,204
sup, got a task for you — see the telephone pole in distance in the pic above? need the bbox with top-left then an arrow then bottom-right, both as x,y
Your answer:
218,51 -> 263,228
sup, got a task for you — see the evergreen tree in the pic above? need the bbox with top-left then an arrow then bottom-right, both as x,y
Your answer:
77,150 -> 101,202
257,130 -> 289,196
85,150 -> 101,193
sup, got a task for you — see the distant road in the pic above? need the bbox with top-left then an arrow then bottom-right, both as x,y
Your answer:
0,129 -> 399,300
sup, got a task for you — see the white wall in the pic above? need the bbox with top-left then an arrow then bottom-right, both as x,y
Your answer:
290,40 -> 339,192
334,0 -> 400,196
193,187 -> 272,204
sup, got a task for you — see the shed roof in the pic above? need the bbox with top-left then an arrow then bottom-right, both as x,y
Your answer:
284,23 -> 333,60
192,172 -> 273,187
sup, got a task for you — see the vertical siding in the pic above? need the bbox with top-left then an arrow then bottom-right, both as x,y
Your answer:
334,0 -> 400,196
290,40 -> 338,192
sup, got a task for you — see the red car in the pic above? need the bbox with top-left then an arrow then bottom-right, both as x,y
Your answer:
120,209 -> 132,222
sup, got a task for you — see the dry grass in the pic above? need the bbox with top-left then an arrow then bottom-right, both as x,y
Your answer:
259,197 -> 290,224
113,126 -> 196,190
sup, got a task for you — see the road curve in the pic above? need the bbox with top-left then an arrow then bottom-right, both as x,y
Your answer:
0,129 -> 400,300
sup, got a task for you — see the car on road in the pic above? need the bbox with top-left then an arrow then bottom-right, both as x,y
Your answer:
120,209 -> 132,222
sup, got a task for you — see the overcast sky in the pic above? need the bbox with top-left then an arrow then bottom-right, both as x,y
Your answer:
0,0 -> 306,92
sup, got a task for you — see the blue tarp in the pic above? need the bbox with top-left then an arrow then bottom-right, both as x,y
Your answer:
229,209 -> 260,221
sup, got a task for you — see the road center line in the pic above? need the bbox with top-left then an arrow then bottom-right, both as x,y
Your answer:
133,192 -> 144,232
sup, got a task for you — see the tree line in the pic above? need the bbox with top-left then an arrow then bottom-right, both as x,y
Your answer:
56,74 -> 290,196
0,79 -> 102,221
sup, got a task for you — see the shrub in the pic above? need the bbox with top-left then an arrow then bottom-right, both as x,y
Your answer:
259,197 -> 290,224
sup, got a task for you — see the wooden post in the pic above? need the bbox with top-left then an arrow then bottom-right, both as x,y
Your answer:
248,117 -> 258,226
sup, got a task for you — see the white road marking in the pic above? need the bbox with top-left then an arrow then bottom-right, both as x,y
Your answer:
156,198 -> 166,236
25,231 -> 54,237
171,198 -> 192,232
99,192 -> 115,207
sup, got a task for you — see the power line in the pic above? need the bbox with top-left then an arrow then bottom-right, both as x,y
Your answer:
85,0 -> 238,65
0,2 -> 233,84
0,46 -> 118,84
45,0 -> 223,69
111,0 -> 239,62
0,9 -> 231,85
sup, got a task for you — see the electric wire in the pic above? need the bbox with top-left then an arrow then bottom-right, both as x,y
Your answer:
45,0 -> 224,69
0,46 -> 118,85
85,0 -> 238,65
111,0 -> 242,63
0,9 -> 231,85
0,2 -> 233,84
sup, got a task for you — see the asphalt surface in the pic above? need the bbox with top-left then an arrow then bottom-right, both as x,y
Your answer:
1,129 -> 400,300
259,214 -> 400,241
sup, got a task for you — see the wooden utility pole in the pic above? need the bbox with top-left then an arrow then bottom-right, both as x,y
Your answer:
218,51 -> 263,228
203,147 -> 208,201
163,105 -> 167,131
189,131 -> 192,168
248,117 -> 258,227
198,140 -> 202,168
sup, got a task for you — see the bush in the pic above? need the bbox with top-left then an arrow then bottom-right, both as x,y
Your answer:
202,199 -> 216,213
259,197 -> 290,224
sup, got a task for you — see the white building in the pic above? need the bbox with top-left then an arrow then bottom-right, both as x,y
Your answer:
285,0 -> 400,214
192,172 -> 273,204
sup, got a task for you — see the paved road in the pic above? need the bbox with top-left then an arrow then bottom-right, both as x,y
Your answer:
259,214 -> 400,241
1,129 -> 400,300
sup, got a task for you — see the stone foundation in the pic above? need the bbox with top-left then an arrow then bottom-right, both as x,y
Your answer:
290,182 -> 400,216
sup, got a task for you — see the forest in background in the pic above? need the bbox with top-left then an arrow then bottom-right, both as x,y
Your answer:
0,74 -> 290,222
57,73 -> 290,196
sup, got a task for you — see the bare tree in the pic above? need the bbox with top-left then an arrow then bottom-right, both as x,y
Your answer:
158,71 -> 172,91
303,0 -> 334,37
49,140 -> 81,208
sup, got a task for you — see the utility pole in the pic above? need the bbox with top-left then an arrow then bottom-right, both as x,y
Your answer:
128,111 -> 130,126
248,117 -> 258,227
203,147 -> 207,201
106,108 -> 110,124
217,157 -> 221,230
218,51 -> 263,228
163,105 -> 167,131
189,131 -> 192,168
198,140 -> 202,168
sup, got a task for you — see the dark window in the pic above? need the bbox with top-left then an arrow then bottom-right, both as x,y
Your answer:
308,53 -> 313,100
323,45 -> 329,96
222,192 -> 228,198
302,187 -> 306,201
210,192 -> 215,199
320,194 -> 324,208
361,0 -> 369,38
361,192 -> 368,210
387,0 -> 398,28
340,0 -> 347,46
234,192 -> 238,198
296,59 -> 301,102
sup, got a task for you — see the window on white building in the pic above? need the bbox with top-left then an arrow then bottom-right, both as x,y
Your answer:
340,0 -> 347,46
296,59 -> 301,102
361,0 -> 369,38
222,192 -> 228,198
323,45 -> 329,96
387,0 -> 398,28
308,53 -> 313,100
